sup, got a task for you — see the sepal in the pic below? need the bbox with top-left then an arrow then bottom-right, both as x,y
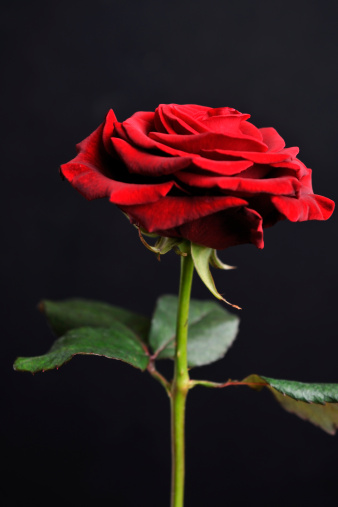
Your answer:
190,243 -> 240,309
138,228 -> 184,257
210,249 -> 236,270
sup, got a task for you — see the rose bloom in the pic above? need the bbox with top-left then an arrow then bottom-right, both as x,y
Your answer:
61,104 -> 334,249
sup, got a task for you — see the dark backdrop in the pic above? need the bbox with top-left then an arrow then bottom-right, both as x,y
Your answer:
2,1 -> 338,506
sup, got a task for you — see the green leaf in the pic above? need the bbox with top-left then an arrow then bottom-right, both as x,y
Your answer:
244,374 -> 338,435
149,295 -> 240,367
40,299 -> 150,341
190,243 -> 241,309
14,323 -> 149,373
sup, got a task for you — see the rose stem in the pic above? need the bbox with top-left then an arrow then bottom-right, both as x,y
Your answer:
170,250 -> 194,507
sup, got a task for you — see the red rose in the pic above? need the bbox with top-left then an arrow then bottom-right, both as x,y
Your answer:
60,104 -> 334,249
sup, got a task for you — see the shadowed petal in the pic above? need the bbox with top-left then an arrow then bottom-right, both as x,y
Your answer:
121,196 -> 248,232
173,206 -> 264,250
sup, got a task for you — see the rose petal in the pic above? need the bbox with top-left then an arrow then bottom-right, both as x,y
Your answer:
61,160 -> 176,205
271,159 -> 308,178
174,206 -> 264,250
121,196 -> 248,232
201,115 -> 258,137
155,105 -> 201,135
170,105 -> 214,133
111,137 -> 192,175
60,123 -> 177,205
176,171 -> 301,195
102,109 -> 118,154
149,131 -> 269,154
240,120 -> 263,139
199,146 -> 299,163
118,111 -> 157,150
190,157 -> 253,176
260,127 -> 286,152
117,113 -> 201,157
271,194 -> 335,221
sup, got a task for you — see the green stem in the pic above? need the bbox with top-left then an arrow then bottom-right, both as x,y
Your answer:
170,252 -> 194,507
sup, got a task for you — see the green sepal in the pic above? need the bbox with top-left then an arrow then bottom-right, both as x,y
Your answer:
149,295 -> 240,367
190,243 -> 240,309
14,323 -> 149,373
244,374 -> 338,435
138,228 -> 183,257
210,250 -> 236,270
154,236 -> 185,255
39,299 -> 150,342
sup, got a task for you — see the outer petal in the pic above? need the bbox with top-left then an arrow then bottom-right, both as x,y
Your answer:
121,196 -> 249,232
61,162 -> 176,205
116,111 -> 157,150
271,194 -> 335,222
173,206 -> 264,250
60,122 -> 112,199
102,109 -> 118,154
60,123 -> 176,205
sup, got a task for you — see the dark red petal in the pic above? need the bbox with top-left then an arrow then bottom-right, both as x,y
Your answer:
102,109 -> 118,154
60,122 -> 177,205
66,122 -> 110,177
111,137 -> 192,175
271,194 -> 335,221
121,196 -> 248,232
117,112 -> 200,157
149,131 -> 269,154
61,161 -> 176,205
176,171 -> 301,195
115,120 -> 194,157
200,146 -> 299,163
176,206 -> 264,250
114,127 -> 252,179
270,159 -> 309,178
190,157 -> 253,176
119,111 -> 157,149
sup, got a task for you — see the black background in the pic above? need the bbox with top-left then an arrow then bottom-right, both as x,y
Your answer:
2,1 -> 338,506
